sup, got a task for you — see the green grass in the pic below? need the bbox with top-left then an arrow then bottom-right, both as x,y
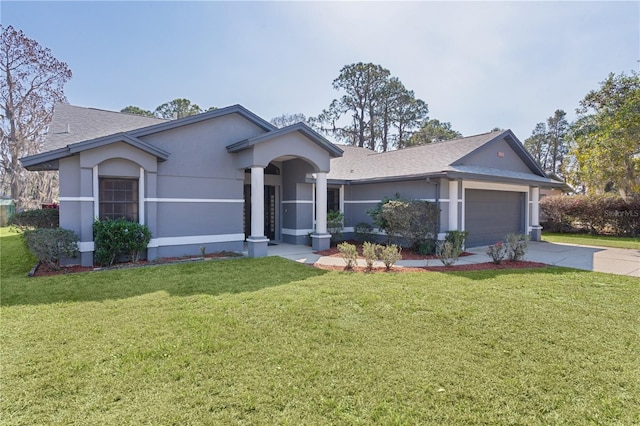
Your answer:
542,231 -> 640,250
1,228 -> 639,425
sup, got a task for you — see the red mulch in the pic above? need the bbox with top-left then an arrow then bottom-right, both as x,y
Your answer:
313,260 -> 547,273
315,242 -> 472,261
31,252 -> 241,277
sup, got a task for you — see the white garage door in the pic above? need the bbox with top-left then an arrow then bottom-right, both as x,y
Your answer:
465,189 -> 525,247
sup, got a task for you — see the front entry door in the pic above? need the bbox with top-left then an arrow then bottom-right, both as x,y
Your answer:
244,185 -> 276,241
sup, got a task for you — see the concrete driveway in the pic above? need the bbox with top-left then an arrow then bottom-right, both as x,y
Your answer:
467,241 -> 640,277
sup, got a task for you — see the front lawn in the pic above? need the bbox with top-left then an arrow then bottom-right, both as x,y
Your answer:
1,228 -> 639,424
542,231 -> 640,250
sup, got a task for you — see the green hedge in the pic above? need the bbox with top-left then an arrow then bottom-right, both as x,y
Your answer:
93,218 -> 152,266
540,194 -> 640,236
8,209 -> 59,230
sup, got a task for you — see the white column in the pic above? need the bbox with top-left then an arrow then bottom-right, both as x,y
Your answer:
531,186 -> 540,227
315,172 -> 327,234
448,179 -> 458,231
92,165 -> 99,219
139,167 -> 145,225
251,166 -> 265,237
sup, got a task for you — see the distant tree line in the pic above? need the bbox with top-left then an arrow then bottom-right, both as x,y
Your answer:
524,71 -> 639,198
121,98 -> 217,120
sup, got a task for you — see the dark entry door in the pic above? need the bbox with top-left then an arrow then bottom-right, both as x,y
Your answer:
243,185 -> 276,240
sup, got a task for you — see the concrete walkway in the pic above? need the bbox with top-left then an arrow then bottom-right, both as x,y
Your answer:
266,241 -> 640,277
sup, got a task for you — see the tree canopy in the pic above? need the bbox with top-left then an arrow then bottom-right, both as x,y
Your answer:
314,63 -> 428,151
121,99 -> 216,120
270,113 -> 309,128
567,71 -> 640,197
524,109 -> 568,176
407,119 -> 462,146
0,25 -> 71,208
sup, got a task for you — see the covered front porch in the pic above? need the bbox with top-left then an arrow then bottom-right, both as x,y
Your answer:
227,123 -> 343,257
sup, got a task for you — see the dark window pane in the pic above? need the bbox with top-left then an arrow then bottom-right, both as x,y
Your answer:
99,178 -> 139,222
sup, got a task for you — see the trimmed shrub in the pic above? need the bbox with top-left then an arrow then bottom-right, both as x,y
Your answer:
374,197 -> 439,249
436,240 -> 459,267
505,233 -> 529,261
487,241 -> 507,264
367,194 -> 402,242
327,210 -> 344,242
23,227 -> 78,270
362,241 -> 378,271
337,242 -> 358,270
93,218 -> 152,266
8,208 -> 59,230
417,238 -> 437,255
377,244 -> 402,271
354,222 -> 374,243
445,230 -> 468,256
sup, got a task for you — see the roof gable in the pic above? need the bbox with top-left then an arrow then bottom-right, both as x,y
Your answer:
130,104 -> 277,138
452,130 -> 546,176
226,122 -> 343,158
22,104 -> 278,170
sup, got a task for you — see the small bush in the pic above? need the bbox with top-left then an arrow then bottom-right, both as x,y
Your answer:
23,227 -> 78,270
417,238 -> 437,255
436,240 -> 459,267
505,233 -> 529,261
93,218 -> 152,266
377,244 -> 402,271
445,230 -> 468,256
487,241 -> 507,264
362,241 -> 378,271
8,208 -> 59,230
354,222 -> 374,243
377,198 -> 439,249
337,242 -> 358,270
327,210 -> 345,242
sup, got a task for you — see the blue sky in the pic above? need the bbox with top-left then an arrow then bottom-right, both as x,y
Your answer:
2,1 -> 638,142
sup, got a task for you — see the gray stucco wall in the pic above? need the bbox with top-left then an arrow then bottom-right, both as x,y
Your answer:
342,179 -> 441,234
456,138 -> 532,173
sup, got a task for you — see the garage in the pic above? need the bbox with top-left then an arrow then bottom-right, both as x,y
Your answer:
464,189 -> 525,247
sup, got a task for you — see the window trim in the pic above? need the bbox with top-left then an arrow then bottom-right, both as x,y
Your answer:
98,177 -> 140,222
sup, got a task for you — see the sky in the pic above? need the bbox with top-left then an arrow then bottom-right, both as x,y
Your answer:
2,1 -> 638,143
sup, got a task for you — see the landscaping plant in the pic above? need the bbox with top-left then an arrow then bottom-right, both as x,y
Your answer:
22,227 -> 78,270
486,241 -> 507,264
377,243 -> 402,271
445,230 -> 468,256
93,218 -> 152,266
436,240 -> 459,266
505,233 -> 529,261
8,208 -> 59,230
361,241 -> 377,271
327,210 -> 345,242
354,222 -> 374,243
337,241 -> 358,269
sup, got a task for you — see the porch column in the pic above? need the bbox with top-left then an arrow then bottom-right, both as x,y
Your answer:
448,179 -> 459,232
312,172 -> 331,251
530,186 -> 542,241
247,166 -> 268,257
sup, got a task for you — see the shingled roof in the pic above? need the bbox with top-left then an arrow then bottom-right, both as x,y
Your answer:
44,104 -> 167,150
328,130 -> 564,187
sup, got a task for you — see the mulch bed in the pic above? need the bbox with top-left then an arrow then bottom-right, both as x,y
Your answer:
315,242 -> 472,261
31,252 -> 242,277
314,260 -> 547,273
